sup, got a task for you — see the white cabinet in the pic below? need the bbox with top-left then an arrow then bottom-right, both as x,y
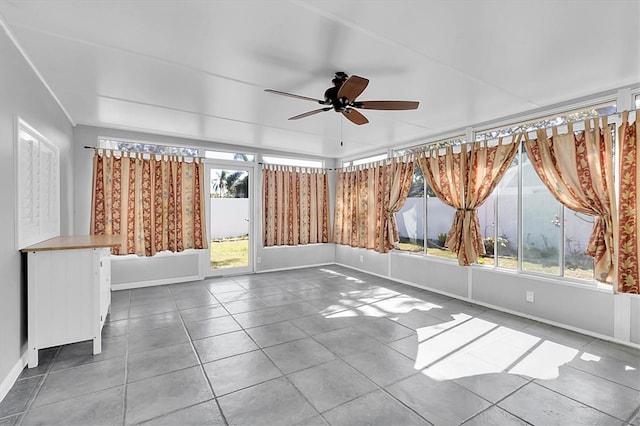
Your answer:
21,235 -> 120,368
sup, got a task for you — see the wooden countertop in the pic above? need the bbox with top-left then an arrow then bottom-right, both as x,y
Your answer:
21,235 -> 121,252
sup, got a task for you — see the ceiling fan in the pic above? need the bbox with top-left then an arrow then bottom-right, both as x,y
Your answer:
264,72 -> 419,125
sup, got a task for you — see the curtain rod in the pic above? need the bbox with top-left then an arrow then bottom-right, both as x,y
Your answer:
84,145 -> 206,160
258,162 -> 337,171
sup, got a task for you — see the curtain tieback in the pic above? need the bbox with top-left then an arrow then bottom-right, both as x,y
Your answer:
456,208 -> 474,212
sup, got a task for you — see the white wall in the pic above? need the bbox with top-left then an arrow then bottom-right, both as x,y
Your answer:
335,246 -> 640,346
0,28 -> 74,398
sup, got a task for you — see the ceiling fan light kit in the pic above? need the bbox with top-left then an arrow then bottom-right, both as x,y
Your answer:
265,72 -> 419,125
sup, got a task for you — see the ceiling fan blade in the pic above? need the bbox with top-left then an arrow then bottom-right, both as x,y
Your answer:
355,100 -> 419,110
289,107 -> 332,120
337,75 -> 369,102
264,89 -> 324,103
342,109 -> 369,125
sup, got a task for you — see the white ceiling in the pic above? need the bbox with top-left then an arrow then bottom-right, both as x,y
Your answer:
1,0 -> 638,158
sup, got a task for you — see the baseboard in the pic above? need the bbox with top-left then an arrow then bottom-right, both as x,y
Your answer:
256,262 -> 334,274
111,274 -> 204,291
0,351 -> 28,403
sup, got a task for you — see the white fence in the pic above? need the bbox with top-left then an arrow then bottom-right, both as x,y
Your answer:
396,195 -> 595,252
210,198 -> 249,239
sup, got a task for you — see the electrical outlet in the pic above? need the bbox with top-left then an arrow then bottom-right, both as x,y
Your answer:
359,255 -> 364,263
257,257 -> 261,264
526,291 -> 535,303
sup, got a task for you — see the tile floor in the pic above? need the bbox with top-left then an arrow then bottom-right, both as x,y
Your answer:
1,265 -> 639,425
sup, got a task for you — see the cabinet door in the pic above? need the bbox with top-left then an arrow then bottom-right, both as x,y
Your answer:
99,248 -> 111,325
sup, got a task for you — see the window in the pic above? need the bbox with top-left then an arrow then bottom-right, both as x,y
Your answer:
261,155 -> 323,168
98,138 -> 199,157
494,155 -> 518,269
394,103 -> 618,284
635,94 -> 640,109
521,149 -> 562,275
205,150 -> 255,162
394,136 -> 464,259
343,153 -> 388,168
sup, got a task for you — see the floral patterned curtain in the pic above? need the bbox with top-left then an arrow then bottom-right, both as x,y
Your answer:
523,118 -> 616,283
334,157 -> 414,254
90,150 -> 207,256
417,137 -> 519,265
618,110 -> 639,293
262,165 -> 330,246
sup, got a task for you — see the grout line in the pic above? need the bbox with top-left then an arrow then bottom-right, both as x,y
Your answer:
172,284 -> 230,426
120,289 -> 131,426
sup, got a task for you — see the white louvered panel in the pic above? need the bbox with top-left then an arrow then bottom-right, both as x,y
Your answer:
16,118 -> 60,249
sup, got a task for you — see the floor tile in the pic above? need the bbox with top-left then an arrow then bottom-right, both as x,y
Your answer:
343,345 -> 418,387
127,312 -> 183,332
568,351 -> 640,390
0,376 -> 42,418
291,314 -> 350,336
213,290 -> 254,303
111,290 -> 130,307
168,283 -> 210,299
222,298 -> 270,314
127,342 -> 199,383
246,286 -> 289,297
313,327 -> 387,357
21,386 -> 124,426
386,373 -> 491,425
108,305 -> 130,322
18,348 -> 58,380
128,325 -> 190,354
203,350 -> 282,396
523,321 -> 595,349
581,339 -> 640,366
129,300 -> 176,318
246,321 -> 307,348
322,389 -> 429,426
101,319 -> 129,339
139,400 -> 224,425
387,335 -> 420,360
129,292 -> 174,308
535,365 -> 640,421
264,337 -> 336,374
295,415 -> 329,426
125,366 -> 213,425
218,377 -> 317,426
193,330 -> 258,363
51,336 -> 127,371
206,282 -> 246,294
0,414 -> 21,426
355,317 -> 414,343
32,356 -> 126,408
179,305 -> 228,322
277,281 -> 319,292
291,288 -> 340,302
288,359 -> 377,412
174,294 -> 219,310
452,370 -> 529,403
185,316 -> 241,340
462,406 -> 528,426
232,307 -> 286,328
498,382 -> 621,425
274,301 -> 321,321
260,293 -> 303,307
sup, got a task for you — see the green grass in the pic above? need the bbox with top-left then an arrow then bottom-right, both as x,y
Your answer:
396,242 -> 594,280
210,237 -> 249,269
